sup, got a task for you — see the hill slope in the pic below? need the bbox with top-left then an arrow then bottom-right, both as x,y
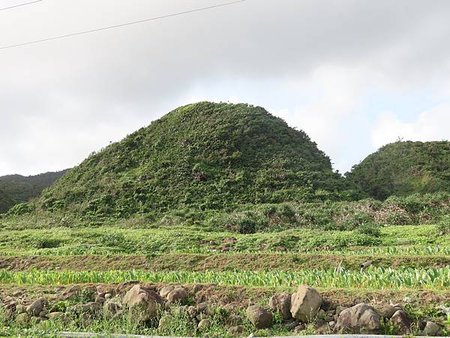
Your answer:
347,141 -> 450,199
0,170 -> 67,213
37,102 -> 344,218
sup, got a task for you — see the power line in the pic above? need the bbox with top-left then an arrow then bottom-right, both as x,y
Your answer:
0,0 -> 42,11
0,0 -> 247,51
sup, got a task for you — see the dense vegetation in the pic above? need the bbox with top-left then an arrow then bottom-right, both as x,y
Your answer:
347,141 -> 450,200
0,102 -> 449,337
0,171 -> 67,213
34,102 -> 348,219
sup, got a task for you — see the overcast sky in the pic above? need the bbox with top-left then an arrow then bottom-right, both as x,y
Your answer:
1,0 -> 449,176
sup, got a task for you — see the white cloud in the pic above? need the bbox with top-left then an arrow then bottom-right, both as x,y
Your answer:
372,104 -> 450,148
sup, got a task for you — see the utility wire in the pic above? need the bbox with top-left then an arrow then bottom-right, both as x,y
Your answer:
0,0 -> 42,11
0,0 -> 246,51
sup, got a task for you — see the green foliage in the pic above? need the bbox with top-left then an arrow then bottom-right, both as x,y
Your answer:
356,222 -> 381,237
347,141 -> 450,199
0,170 -> 66,214
437,215 -> 450,235
31,102 -> 346,219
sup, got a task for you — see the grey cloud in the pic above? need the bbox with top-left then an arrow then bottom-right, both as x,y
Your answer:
1,0 -> 450,175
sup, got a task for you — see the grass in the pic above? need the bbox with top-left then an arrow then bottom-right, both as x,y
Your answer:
0,224 -> 446,256
0,267 -> 448,289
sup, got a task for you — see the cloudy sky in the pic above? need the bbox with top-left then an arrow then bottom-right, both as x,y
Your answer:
1,0 -> 449,176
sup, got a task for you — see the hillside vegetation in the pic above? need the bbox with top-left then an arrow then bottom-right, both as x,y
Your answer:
35,102 -> 347,219
0,103 -> 449,337
0,171 -> 67,213
348,141 -> 450,200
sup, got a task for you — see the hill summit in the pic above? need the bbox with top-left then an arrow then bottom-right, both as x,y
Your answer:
37,102 -> 343,218
347,141 -> 450,199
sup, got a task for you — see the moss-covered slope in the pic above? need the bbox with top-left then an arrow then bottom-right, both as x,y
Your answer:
347,141 -> 450,199
38,102 -> 343,218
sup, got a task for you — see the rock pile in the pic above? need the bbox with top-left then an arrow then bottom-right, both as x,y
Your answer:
1,283 -> 446,336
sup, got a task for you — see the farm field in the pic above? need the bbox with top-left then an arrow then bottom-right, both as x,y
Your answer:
0,222 -> 449,337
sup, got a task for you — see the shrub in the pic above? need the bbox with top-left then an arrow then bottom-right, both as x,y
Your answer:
357,222 -> 382,237
437,215 -> 450,235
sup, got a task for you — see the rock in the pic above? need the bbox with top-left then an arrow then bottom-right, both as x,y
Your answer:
269,293 -> 292,320
159,286 -> 175,299
167,287 -> 188,304
197,302 -> 208,313
315,319 -> 330,334
290,285 -> 322,322
48,312 -> 66,321
123,284 -> 162,324
16,304 -> 26,314
390,310 -> 411,333
38,310 -> 48,318
228,325 -> 246,336
192,284 -> 203,293
103,300 -> 122,318
197,318 -> 211,331
246,305 -> 273,329
69,302 -> 101,317
26,298 -> 47,317
294,323 -> 306,333
284,319 -> 299,330
336,303 -> 381,334
104,293 -> 112,300
187,305 -> 197,318
15,313 -> 30,325
377,304 -> 399,319
423,321 -> 442,336
329,320 -> 336,328
95,295 -> 106,304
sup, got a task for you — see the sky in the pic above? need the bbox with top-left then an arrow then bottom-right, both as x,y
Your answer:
1,0 -> 449,176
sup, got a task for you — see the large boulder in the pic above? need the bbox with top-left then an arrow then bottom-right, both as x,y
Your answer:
246,305 -> 273,329
269,293 -> 292,320
123,285 -> 163,324
423,321 -> 442,336
290,285 -> 322,322
26,298 -> 47,317
336,303 -> 381,333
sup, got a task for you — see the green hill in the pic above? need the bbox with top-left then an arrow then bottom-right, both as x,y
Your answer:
0,170 -> 67,213
36,102 -> 345,219
347,141 -> 450,199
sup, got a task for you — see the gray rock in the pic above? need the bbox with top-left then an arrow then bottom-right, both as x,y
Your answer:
336,303 -> 381,333
159,286 -> 175,299
290,285 -> 322,322
123,284 -> 162,324
423,321 -> 442,336
103,300 -> 122,318
166,287 -> 188,304
269,293 -> 292,320
48,312 -> 66,321
390,309 -> 411,333
26,298 -> 47,317
246,305 -> 273,329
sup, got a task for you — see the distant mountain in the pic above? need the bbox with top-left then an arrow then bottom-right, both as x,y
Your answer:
347,141 -> 450,199
36,102 -> 346,218
0,170 -> 68,213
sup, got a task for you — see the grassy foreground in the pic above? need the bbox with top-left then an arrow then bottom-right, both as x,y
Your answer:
0,223 -> 449,336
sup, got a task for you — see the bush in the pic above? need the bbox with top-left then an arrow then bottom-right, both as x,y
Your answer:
437,216 -> 450,235
357,222 -> 382,237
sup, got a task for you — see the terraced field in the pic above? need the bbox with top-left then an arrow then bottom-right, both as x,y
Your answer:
0,222 -> 449,336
